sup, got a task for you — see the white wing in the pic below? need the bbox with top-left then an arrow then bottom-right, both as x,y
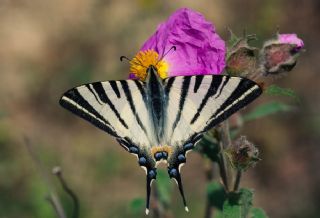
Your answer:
59,80 -> 156,149
163,75 -> 262,146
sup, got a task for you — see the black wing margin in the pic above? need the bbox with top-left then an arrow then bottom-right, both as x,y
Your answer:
59,83 -> 120,137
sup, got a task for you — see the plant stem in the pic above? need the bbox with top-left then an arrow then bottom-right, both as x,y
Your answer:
152,183 -> 164,218
217,121 -> 233,192
204,160 -> 215,218
24,137 -> 67,218
53,167 -> 79,218
219,121 -> 232,150
233,170 -> 242,192
204,200 -> 213,218
218,150 -> 229,192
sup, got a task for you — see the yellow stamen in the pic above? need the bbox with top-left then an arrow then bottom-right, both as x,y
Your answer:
151,145 -> 173,157
130,50 -> 169,81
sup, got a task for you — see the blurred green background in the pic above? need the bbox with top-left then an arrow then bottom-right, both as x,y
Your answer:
0,0 -> 319,217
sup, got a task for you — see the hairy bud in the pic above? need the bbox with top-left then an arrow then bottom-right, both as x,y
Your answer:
225,136 -> 260,171
260,33 -> 304,76
226,33 -> 258,77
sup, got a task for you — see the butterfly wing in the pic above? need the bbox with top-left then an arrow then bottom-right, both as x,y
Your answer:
164,75 -> 262,146
60,80 -> 154,147
163,75 -> 262,209
59,80 -> 160,213
59,75 -> 262,214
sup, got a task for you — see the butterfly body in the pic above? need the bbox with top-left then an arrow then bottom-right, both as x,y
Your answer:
60,65 -> 262,214
144,65 -> 167,144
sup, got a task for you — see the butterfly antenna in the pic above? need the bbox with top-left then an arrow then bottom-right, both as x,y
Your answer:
120,55 -> 147,69
156,45 -> 176,66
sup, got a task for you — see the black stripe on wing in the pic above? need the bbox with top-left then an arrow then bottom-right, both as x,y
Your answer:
165,77 -> 175,94
190,75 -> 224,124
86,84 -> 102,105
120,80 -> 149,136
194,75 -> 204,93
109,81 -> 121,98
204,79 -> 262,132
171,76 -> 191,133
59,88 -> 119,137
91,82 -> 128,129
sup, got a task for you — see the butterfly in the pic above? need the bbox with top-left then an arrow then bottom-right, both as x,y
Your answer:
59,64 -> 262,214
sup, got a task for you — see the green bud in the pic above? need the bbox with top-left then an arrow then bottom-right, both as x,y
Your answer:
226,31 -> 258,77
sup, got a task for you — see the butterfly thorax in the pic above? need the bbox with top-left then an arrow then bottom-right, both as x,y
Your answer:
145,65 -> 167,144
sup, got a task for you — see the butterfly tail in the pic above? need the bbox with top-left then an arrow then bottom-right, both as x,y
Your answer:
145,168 -> 157,215
168,167 -> 189,212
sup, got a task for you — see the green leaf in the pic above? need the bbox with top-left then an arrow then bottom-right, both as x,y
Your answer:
222,188 -> 253,218
207,182 -> 226,210
214,209 -> 224,218
228,29 -> 240,46
129,198 -> 145,215
196,131 -> 220,162
156,169 -> 172,207
242,101 -> 294,122
251,207 -> 268,218
265,85 -> 300,102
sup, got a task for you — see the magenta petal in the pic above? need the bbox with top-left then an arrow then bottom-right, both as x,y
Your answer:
278,34 -> 304,50
140,8 -> 226,76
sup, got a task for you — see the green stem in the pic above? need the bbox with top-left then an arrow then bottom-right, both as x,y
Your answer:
233,170 -> 242,192
24,138 -> 67,218
217,121 -> 233,192
204,160 -> 215,218
152,183 -> 162,218
218,149 -> 229,192
53,167 -> 79,218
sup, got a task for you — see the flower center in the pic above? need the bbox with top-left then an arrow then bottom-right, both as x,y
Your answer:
130,50 -> 169,81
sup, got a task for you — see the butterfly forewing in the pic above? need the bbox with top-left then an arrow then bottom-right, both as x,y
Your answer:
59,80 -> 155,149
60,75 -> 262,150
163,75 -> 262,146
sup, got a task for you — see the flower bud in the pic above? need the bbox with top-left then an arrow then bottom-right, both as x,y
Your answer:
225,136 -> 260,171
226,33 -> 258,77
260,33 -> 304,76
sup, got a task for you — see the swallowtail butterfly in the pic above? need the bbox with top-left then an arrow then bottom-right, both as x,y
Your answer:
59,65 -> 262,214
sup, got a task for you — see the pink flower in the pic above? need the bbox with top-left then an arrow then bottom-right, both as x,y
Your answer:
260,33 -> 304,75
278,34 -> 304,51
129,8 -> 226,80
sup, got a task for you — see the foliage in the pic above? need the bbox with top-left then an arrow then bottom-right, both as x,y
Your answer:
156,169 -> 173,207
222,189 -> 253,218
242,101 -> 294,122
265,85 -> 300,102
221,188 -> 268,218
129,198 -> 145,215
196,132 -> 220,162
207,182 -> 226,210
251,207 -> 268,218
